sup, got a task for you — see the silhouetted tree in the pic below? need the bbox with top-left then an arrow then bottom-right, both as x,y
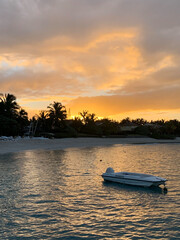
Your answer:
96,118 -> 119,135
79,110 -> 89,124
132,118 -> 147,125
37,110 -> 50,132
0,93 -> 20,118
85,113 -> 97,125
0,94 -> 29,136
48,102 -> 67,128
70,117 -> 83,132
79,111 -> 97,125
79,111 -> 99,134
17,108 -> 29,135
120,117 -> 131,125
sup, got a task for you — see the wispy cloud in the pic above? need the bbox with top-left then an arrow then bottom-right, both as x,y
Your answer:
0,0 -> 180,119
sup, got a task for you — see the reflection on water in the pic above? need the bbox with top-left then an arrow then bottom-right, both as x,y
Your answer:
0,144 -> 180,239
103,181 -> 167,195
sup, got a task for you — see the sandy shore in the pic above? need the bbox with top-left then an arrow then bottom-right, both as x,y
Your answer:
0,137 -> 180,154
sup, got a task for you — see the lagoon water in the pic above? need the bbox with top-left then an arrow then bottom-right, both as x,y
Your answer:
0,143 -> 180,239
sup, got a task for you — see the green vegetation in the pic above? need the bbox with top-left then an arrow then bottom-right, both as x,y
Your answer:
1,93 -> 180,139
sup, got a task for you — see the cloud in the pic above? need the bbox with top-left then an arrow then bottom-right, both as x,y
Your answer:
68,86 -> 180,117
0,0 -> 180,119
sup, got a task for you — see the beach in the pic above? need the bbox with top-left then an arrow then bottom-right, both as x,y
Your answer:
0,137 -> 180,154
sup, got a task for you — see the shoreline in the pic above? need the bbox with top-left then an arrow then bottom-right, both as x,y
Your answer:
0,137 -> 180,155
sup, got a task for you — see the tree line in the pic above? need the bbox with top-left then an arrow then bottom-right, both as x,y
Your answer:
1,93 -> 180,139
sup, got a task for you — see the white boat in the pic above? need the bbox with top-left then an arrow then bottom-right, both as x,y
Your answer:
102,168 -> 167,187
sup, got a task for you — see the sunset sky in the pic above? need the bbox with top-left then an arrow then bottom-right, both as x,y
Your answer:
0,0 -> 180,120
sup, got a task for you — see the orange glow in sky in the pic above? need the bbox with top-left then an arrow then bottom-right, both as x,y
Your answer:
0,1 -> 180,120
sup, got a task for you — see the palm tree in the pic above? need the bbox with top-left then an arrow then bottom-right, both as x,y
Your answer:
18,108 -> 28,120
0,94 -> 29,136
38,110 -> 48,121
0,93 -> 20,118
88,113 -> 97,122
38,110 -> 48,131
17,108 -> 29,136
79,110 -> 89,124
47,102 -> 67,128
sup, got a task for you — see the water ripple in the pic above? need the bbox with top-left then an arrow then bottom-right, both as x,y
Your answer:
0,144 -> 179,239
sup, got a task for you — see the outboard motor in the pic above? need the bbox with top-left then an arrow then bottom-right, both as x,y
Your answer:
105,167 -> 114,174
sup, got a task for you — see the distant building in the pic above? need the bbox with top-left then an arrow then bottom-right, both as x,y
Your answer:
120,125 -> 138,132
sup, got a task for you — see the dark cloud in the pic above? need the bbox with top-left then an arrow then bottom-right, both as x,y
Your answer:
1,0 -> 179,48
0,0 -> 180,118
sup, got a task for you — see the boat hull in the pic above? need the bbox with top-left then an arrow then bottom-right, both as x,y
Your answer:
102,174 -> 166,187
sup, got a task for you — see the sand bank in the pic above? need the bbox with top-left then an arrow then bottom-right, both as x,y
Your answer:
0,137 -> 180,154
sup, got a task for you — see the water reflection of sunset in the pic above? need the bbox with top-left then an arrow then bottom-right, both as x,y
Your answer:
1,143 -> 179,239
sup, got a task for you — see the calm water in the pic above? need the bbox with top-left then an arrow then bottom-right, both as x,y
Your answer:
0,143 -> 180,239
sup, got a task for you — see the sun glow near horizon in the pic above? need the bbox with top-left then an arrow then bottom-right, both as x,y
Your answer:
1,0 -> 180,121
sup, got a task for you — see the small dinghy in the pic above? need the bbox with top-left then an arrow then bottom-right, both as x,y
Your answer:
102,167 -> 167,187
